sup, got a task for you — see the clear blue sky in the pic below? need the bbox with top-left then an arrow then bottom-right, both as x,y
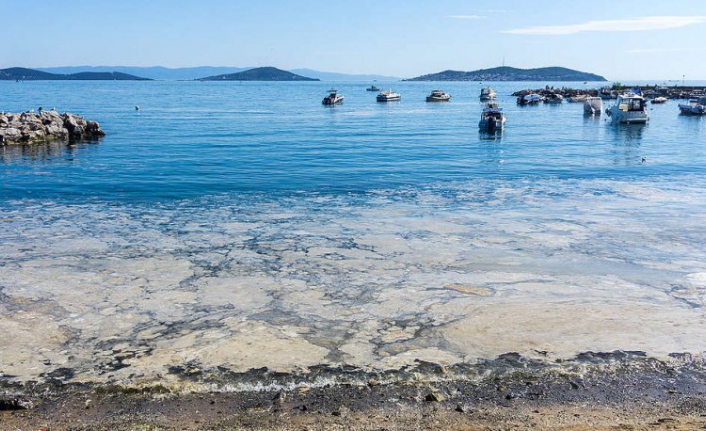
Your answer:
2,0 -> 706,80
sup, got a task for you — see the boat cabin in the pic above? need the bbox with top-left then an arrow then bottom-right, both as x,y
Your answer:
617,95 -> 646,112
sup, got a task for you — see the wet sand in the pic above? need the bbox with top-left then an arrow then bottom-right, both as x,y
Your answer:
3,353 -> 706,430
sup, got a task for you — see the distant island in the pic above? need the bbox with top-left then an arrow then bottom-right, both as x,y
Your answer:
0,67 -> 151,81
37,66 -> 399,82
197,67 -> 319,81
404,67 -> 607,82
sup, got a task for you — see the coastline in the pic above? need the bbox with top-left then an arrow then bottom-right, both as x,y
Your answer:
2,80 -> 706,429
3,352 -> 706,430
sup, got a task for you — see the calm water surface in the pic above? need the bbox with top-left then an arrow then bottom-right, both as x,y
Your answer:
2,80 -> 704,201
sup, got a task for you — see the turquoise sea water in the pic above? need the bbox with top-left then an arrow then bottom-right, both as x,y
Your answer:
2,80 -> 705,201
1,80 -> 706,381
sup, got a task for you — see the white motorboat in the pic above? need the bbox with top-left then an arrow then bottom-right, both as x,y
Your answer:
651,96 -> 668,104
543,93 -> 564,104
479,102 -> 505,132
583,97 -> 603,115
517,93 -> 543,105
322,89 -> 344,105
678,96 -> 706,115
606,93 -> 649,124
567,94 -> 588,103
426,89 -> 451,102
377,89 -> 401,102
480,87 -> 497,101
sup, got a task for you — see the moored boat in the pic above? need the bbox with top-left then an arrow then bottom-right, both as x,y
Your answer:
322,89 -> 344,105
651,96 -> 668,104
543,93 -> 564,104
677,96 -> 706,115
479,102 -> 505,132
606,92 -> 649,124
480,87 -> 497,101
426,89 -> 451,102
366,85 -> 380,92
377,89 -> 401,102
583,97 -> 603,115
517,93 -> 543,105
567,94 -> 589,103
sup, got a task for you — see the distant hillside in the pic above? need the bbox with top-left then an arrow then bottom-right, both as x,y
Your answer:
290,68 -> 399,82
404,66 -> 607,82
1,67 -> 151,81
36,65 -> 396,81
38,66 -> 249,80
198,67 -> 319,81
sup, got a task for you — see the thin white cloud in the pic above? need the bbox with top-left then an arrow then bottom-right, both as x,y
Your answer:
448,15 -> 487,20
625,47 -> 693,54
504,16 -> 706,35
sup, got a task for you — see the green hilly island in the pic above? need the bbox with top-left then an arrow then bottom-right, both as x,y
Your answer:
0,67 -> 150,81
404,66 -> 607,82
198,67 -> 319,81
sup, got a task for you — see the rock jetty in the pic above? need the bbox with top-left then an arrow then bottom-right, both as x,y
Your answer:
512,85 -> 706,100
0,110 -> 105,145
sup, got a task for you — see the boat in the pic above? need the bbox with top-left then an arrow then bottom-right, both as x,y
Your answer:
426,89 -> 451,102
366,85 -> 380,92
479,87 -> 497,101
478,102 -> 506,132
651,96 -> 668,104
567,94 -> 588,103
583,97 -> 603,115
376,89 -> 401,102
606,92 -> 649,124
677,96 -> 706,115
322,88 -> 344,105
517,93 -> 543,105
599,88 -> 618,99
543,93 -> 564,104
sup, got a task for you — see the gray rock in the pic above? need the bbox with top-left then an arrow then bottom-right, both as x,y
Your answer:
0,110 -> 104,145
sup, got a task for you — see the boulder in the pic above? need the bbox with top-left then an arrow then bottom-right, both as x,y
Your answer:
0,110 -> 105,145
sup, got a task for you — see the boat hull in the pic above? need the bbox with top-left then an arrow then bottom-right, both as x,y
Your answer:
583,97 -> 602,115
377,95 -> 400,102
608,109 -> 649,123
479,118 -> 505,131
322,96 -> 344,105
426,95 -> 450,102
678,104 -> 706,115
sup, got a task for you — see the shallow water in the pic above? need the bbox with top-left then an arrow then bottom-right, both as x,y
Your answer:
1,81 -> 705,384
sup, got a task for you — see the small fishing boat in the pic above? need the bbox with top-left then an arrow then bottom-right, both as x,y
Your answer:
677,96 -> 706,115
426,89 -> 451,102
517,93 -> 543,105
543,93 -> 564,104
583,97 -> 603,115
377,89 -> 401,102
479,102 -> 505,132
366,85 -> 380,92
606,92 -> 649,124
479,87 -> 497,101
651,97 -> 668,104
322,89 -> 344,105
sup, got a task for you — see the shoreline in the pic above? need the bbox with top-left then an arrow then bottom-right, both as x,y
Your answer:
2,351 -> 705,430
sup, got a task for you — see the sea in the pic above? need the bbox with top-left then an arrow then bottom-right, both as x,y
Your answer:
1,80 -> 706,386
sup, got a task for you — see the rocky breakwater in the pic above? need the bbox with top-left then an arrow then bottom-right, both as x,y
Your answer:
0,110 -> 105,145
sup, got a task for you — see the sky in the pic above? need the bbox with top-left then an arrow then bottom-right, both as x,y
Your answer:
2,0 -> 706,81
